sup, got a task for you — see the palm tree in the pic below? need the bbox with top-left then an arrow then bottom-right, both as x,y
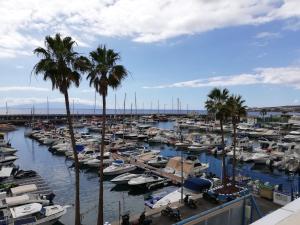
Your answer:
86,45 -> 128,225
260,108 -> 267,123
33,33 -> 88,225
226,95 -> 247,185
205,88 -> 229,185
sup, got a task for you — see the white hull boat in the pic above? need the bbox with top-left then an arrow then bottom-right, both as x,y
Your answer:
103,160 -> 136,176
0,203 -> 70,225
111,173 -> 140,184
128,174 -> 164,187
152,177 -> 213,208
147,156 -> 168,167
0,147 -> 17,156
0,155 -> 18,166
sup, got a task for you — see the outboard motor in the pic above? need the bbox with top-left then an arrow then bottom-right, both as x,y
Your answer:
46,193 -> 56,204
121,212 -> 130,225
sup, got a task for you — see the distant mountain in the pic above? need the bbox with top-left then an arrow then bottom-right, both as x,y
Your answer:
248,105 -> 300,112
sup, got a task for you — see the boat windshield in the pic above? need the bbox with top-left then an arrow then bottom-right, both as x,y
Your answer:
40,207 -> 46,215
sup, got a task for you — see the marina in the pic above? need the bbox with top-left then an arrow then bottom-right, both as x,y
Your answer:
1,113 -> 300,224
1,3 -> 300,224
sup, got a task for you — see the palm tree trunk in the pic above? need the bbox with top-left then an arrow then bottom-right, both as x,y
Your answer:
232,121 -> 237,186
220,119 -> 227,185
97,95 -> 106,225
64,90 -> 81,225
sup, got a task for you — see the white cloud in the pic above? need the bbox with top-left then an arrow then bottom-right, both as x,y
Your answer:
16,65 -> 24,69
1,0 -> 300,57
255,32 -> 281,39
143,66 -> 300,89
0,86 -> 49,92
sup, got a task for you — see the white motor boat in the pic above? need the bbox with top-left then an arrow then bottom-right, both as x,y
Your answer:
84,152 -> 112,167
103,160 -> 136,175
0,194 -> 51,209
0,203 -> 70,225
152,177 -> 213,208
128,173 -> 164,187
241,152 -> 269,164
0,147 -> 17,156
163,156 -> 209,178
187,144 -> 208,151
253,140 -> 277,153
84,157 -> 113,168
147,156 -> 169,167
111,173 -> 140,184
0,134 -> 8,147
0,155 -> 18,166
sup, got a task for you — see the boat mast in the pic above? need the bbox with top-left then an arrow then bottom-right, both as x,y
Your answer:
134,92 -> 137,116
172,96 -> 174,114
32,104 -> 35,125
46,96 -> 49,120
180,129 -> 184,202
177,98 -> 179,114
5,101 -> 8,119
114,93 -> 117,118
94,89 -> 97,114
123,93 -> 126,141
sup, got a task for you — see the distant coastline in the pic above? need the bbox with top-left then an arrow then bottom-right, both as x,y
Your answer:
0,107 -> 300,116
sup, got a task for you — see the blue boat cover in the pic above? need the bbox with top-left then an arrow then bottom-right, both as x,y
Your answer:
184,178 -> 212,191
75,144 -> 84,152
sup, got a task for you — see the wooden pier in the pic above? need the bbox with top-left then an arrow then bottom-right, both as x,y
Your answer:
112,153 -> 182,185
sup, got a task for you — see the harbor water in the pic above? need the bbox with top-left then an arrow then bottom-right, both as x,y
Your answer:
5,122 -> 300,225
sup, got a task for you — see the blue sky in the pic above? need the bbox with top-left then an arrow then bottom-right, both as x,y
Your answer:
1,0 -> 300,110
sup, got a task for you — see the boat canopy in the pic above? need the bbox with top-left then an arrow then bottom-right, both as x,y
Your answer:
11,184 -> 37,196
75,145 -> 84,152
114,160 -> 124,164
10,203 -> 42,219
184,178 -> 212,192
0,167 -> 13,178
5,195 -> 30,206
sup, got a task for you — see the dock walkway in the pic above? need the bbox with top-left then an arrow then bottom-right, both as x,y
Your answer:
112,153 -> 182,184
111,195 -> 280,225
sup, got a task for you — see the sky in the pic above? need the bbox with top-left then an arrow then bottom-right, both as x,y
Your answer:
1,0 -> 300,110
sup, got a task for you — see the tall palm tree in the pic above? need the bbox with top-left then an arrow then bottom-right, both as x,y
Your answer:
226,95 -> 247,185
86,45 -> 128,225
33,33 -> 87,225
205,88 -> 229,185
